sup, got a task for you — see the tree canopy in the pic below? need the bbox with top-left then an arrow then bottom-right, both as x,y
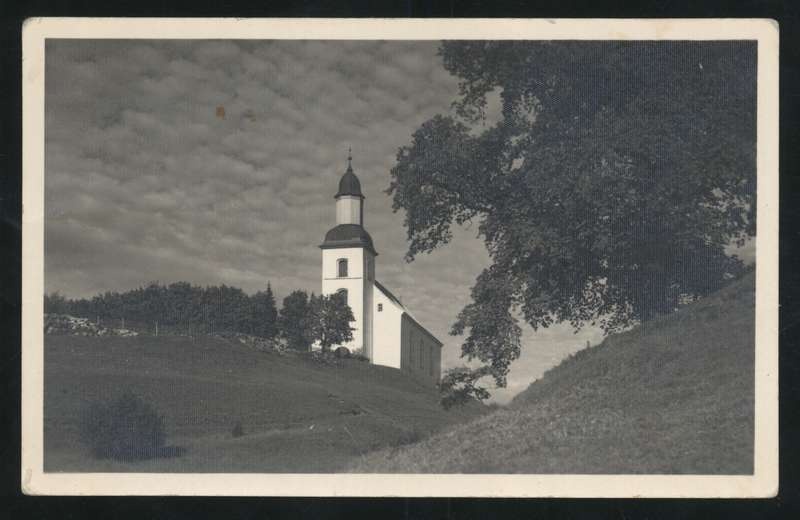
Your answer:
308,292 -> 355,352
45,282 -> 280,339
45,283 -> 358,356
389,41 -> 756,389
279,290 -> 314,351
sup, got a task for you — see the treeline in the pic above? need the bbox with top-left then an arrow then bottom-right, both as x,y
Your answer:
44,282 -> 354,351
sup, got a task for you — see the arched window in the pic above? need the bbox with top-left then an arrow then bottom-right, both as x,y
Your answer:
337,258 -> 348,278
336,288 -> 348,305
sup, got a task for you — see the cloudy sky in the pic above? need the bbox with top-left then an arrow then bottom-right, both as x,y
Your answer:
45,39 -> 617,403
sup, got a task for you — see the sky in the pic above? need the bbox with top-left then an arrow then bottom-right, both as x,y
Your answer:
44,39 -> 750,404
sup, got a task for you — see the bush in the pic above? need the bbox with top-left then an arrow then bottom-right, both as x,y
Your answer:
79,392 -> 166,461
393,428 -> 423,447
438,366 -> 491,409
231,420 -> 245,438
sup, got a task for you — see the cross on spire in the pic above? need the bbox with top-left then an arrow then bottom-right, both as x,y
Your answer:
347,147 -> 353,169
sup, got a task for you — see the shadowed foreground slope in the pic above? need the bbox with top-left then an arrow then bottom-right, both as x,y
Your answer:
44,336 -> 483,472
352,271 -> 755,474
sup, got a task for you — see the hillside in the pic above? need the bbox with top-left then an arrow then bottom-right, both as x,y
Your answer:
352,271 -> 755,474
44,335 -> 484,472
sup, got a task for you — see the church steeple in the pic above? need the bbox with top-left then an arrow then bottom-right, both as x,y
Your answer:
335,148 -> 364,200
321,148 -> 376,254
319,148 -> 377,360
333,148 -> 365,226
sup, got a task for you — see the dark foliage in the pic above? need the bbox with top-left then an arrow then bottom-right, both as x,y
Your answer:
438,366 -> 492,410
308,292 -> 355,352
279,290 -> 314,351
390,41 -> 756,389
44,280 -> 279,338
43,291 -> 69,314
79,392 -> 166,461
250,284 -> 278,339
46,281 -> 358,359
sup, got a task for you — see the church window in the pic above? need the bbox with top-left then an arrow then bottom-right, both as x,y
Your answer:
377,303 -> 383,312
337,258 -> 348,278
336,288 -> 348,305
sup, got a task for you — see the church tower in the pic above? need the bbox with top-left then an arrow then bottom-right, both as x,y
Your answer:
319,151 -> 376,358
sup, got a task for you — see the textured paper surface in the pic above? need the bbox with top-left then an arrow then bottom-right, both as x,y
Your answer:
21,17 -> 779,497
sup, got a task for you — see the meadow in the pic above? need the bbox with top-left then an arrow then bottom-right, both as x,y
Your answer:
44,271 -> 755,474
44,335 -> 484,472
353,271 -> 756,474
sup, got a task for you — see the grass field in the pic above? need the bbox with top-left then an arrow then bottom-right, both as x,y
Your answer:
352,271 -> 756,474
44,335 -> 484,472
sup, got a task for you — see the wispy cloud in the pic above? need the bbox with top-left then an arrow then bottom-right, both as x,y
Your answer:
45,39 -> 604,403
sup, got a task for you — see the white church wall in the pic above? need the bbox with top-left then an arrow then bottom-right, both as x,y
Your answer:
371,285 -> 403,369
362,254 -> 374,359
321,247 -> 367,353
322,247 -> 364,280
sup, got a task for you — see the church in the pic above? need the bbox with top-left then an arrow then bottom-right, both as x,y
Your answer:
317,153 -> 442,383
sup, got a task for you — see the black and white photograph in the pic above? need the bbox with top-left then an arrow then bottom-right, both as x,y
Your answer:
21,18 -> 779,497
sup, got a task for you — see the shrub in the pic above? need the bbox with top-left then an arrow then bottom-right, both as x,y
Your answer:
393,428 -> 423,447
79,392 -> 166,461
438,366 -> 491,409
334,346 -> 350,358
231,420 -> 245,438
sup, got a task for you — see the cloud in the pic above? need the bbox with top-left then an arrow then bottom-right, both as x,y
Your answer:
45,39 -> 605,404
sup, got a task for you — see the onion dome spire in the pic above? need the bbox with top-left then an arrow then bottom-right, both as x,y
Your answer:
335,146 -> 363,199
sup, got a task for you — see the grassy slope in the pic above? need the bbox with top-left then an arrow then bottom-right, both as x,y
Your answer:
44,336 -> 483,472
353,271 -> 755,474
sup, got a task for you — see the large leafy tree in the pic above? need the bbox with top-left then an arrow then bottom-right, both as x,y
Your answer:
308,292 -> 355,352
389,41 -> 756,389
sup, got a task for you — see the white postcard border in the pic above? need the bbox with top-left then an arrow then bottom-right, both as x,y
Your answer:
21,17 -> 779,497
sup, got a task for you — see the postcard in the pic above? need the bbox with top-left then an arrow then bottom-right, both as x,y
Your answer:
21,17 -> 779,497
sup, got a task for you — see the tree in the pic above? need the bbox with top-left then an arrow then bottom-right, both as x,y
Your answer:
44,292 -> 69,314
438,366 -> 492,410
388,41 -> 756,390
57,281 -> 279,338
308,292 -> 355,352
251,283 -> 278,338
279,290 -> 313,350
